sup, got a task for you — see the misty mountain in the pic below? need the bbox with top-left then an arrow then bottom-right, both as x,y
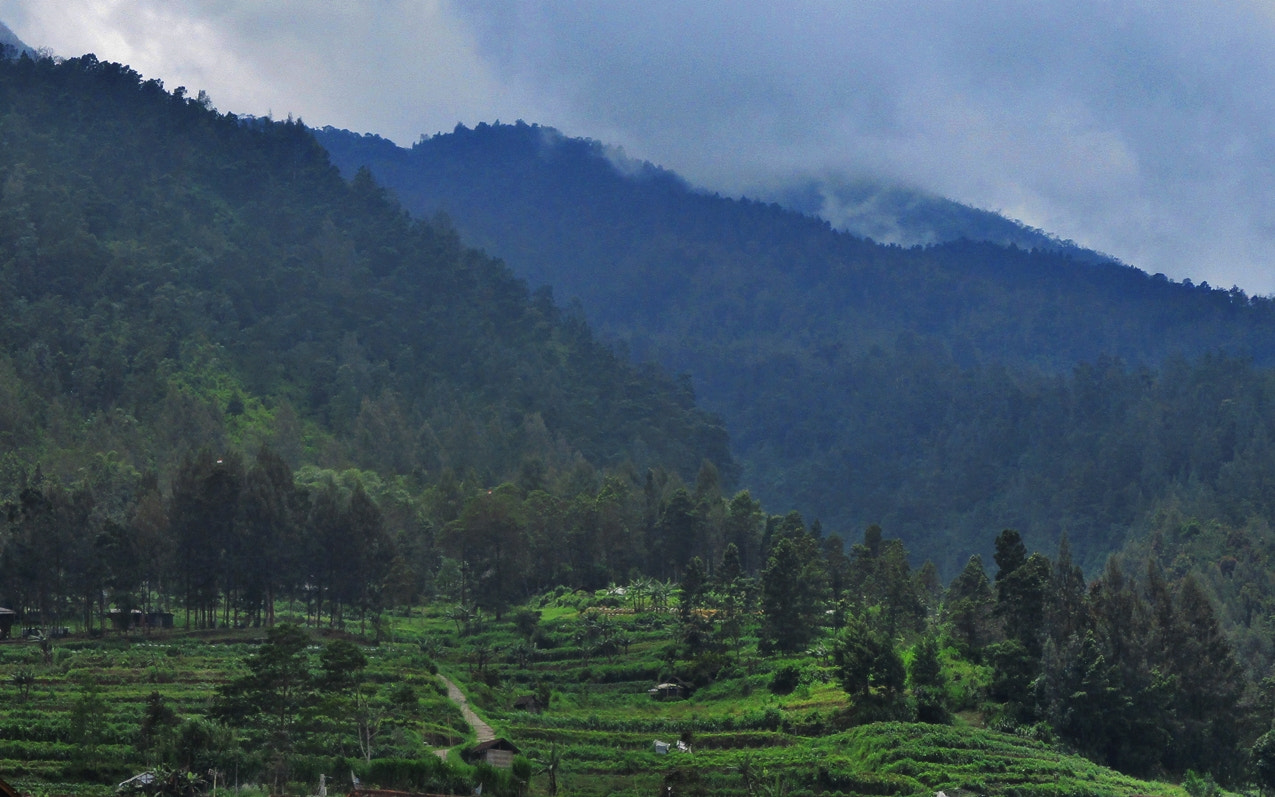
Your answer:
316,121 -> 1275,367
0,20 -> 35,59
765,176 -> 1115,264
316,120 -> 1275,574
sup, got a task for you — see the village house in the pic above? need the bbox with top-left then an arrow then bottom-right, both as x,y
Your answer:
648,676 -> 690,700
465,738 -> 521,769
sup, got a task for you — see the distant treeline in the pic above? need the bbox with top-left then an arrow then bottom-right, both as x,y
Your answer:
0,445 -> 765,632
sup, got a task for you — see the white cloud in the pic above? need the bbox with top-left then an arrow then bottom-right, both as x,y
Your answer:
453,2 -> 1275,292
4,1 -> 1275,291
0,0 -> 515,141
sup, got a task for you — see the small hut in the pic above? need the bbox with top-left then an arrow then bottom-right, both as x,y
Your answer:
0,607 -> 16,640
465,738 -> 521,769
512,694 -> 542,713
145,611 -> 175,629
108,608 -> 145,631
648,676 -> 690,700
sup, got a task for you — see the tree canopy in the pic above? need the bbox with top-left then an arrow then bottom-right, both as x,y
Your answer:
0,53 -> 733,501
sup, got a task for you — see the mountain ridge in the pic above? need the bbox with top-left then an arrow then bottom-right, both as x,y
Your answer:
315,120 -> 1275,575
766,173 -> 1120,265
0,20 -> 34,59
317,121 -> 1275,370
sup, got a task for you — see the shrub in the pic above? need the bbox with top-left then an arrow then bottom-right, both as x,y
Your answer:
12,669 -> 36,699
1183,769 -> 1220,797
389,682 -> 418,712
770,664 -> 802,695
814,768 -> 920,796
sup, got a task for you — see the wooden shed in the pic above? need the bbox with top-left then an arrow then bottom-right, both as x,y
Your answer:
465,738 -> 521,769
648,676 -> 690,700
0,608 -> 15,640
108,609 -> 145,631
145,611 -> 175,629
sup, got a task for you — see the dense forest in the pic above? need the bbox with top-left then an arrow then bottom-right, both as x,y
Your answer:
317,122 -> 1275,576
0,53 -> 732,497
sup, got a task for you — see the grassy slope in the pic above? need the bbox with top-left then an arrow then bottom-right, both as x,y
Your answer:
413,597 -> 1183,797
0,599 -> 1184,797
0,624 -> 467,795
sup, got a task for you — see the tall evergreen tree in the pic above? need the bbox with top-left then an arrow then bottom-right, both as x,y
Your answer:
237,446 -> 299,627
834,609 -> 908,721
943,555 -> 996,656
996,552 -> 1051,657
909,633 -> 950,724
759,532 -> 829,653
212,623 -> 313,791
1159,575 -> 1245,780
652,488 -> 700,581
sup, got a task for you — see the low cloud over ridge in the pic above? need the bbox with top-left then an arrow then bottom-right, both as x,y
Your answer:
4,1 -> 1275,292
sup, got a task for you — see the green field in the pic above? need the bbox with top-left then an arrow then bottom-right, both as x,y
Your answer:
0,592 -> 1189,797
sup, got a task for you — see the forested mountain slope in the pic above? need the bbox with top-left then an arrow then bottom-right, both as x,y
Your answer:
317,121 -> 1275,573
0,25 -> 34,59
0,55 -> 732,492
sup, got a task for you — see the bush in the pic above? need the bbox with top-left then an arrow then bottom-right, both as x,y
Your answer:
389,682 -> 418,712
348,756 -> 518,796
1182,769 -> 1220,797
814,768 -> 920,796
746,707 -> 785,732
770,664 -> 802,695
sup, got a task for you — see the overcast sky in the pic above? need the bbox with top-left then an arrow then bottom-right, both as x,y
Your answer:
4,1 -> 1275,293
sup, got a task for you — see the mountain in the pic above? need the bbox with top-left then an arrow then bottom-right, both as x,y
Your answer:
0,20 -> 35,59
316,121 -> 1275,574
765,175 -> 1116,264
0,55 -> 732,494
317,122 -> 1275,369
0,52 -> 1268,795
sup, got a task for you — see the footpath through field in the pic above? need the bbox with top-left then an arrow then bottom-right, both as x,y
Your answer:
434,675 -> 494,760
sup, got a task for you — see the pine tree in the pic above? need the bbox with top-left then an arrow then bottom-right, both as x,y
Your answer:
909,634 -> 950,724
759,534 -> 828,653
834,609 -> 907,722
943,555 -> 995,656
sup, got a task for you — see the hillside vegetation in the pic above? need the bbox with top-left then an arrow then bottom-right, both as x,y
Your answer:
0,555 -> 1203,797
317,121 -> 1275,578
0,54 -> 732,495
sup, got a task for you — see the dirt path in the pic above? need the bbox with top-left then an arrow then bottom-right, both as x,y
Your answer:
434,674 -> 494,760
